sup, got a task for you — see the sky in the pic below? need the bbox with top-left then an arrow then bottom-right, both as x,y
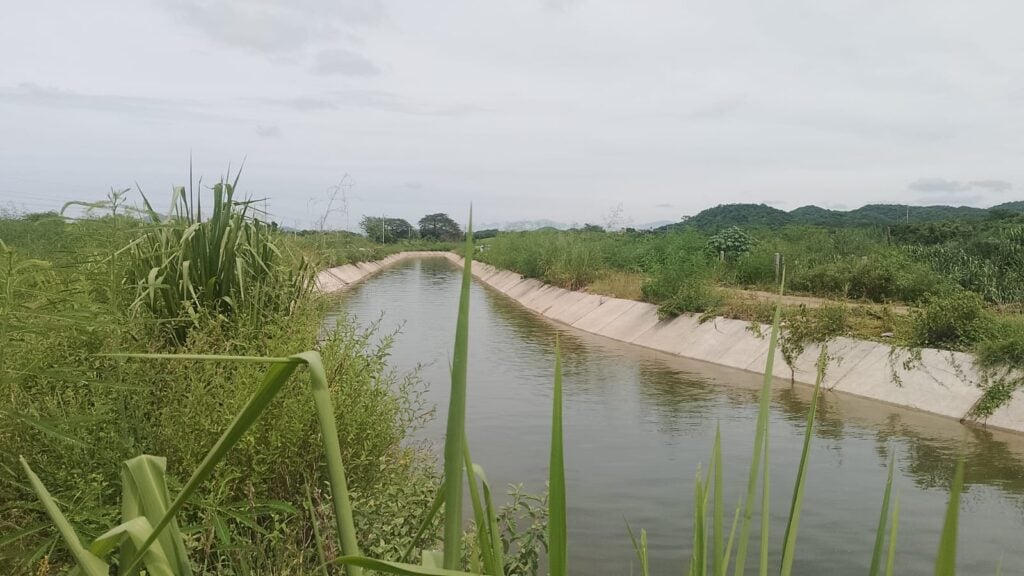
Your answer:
2,0 -> 1023,230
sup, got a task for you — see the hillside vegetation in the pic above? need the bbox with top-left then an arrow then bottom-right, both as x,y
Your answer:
661,201 -> 1024,231
477,211 -> 1024,417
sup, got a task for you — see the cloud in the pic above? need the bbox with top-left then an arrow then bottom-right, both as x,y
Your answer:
688,98 -> 743,120
256,124 -> 282,138
0,83 -> 235,123
969,180 -> 1013,193
157,0 -> 385,55
313,48 -> 380,76
654,202 -> 673,208
908,177 -> 969,193
265,90 -> 485,117
908,177 -> 1013,195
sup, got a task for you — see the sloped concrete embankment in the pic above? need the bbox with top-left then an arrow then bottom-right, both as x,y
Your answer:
314,251 -> 450,293
440,253 -> 1024,435
316,251 -> 1024,434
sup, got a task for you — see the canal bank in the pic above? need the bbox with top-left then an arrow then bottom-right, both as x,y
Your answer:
316,251 -> 1024,434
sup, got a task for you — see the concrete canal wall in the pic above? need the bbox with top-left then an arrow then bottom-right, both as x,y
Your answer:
318,251 -> 1024,434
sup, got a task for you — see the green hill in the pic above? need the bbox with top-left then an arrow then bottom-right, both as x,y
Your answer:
660,201 -> 1022,231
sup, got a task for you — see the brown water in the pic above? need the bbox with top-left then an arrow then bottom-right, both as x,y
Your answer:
329,257 -> 1024,574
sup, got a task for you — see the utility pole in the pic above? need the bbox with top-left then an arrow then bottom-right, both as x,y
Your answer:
381,213 -> 385,243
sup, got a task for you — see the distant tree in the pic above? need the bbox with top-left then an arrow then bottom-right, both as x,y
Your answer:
474,228 -> 500,240
418,213 -> 462,241
580,223 -> 604,233
360,215 -> 416,243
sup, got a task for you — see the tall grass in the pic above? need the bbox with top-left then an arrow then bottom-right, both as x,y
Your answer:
126,176 -> 312,342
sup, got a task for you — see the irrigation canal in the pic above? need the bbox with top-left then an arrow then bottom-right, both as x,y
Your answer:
327,257 -> 1024,575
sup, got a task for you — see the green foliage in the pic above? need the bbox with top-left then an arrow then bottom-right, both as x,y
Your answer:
705,227 -> 756,259
0,195 -> 437,574
910,290 -> 990,349
778,304 -> 850,375
791,252 -> 945,303
361,216 -> 417,243
419,213 -> 463,242
126,179 -> 312,343
477,231 -> 604,290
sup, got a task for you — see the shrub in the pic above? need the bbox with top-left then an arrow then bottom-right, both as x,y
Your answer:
126,180 -> 312,343
976,315 -> 1024,369
705,226 -> 755,259
910,290 -> 990,349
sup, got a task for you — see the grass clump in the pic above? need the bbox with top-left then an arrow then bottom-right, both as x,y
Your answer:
910,290 -> 990,349
126,177 -> 312,344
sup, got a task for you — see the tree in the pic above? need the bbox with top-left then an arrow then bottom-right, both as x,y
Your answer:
418,213 -> 462,241
360,216 -> 416,243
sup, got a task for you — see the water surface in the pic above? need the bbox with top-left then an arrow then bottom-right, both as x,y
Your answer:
329,257 -> 1024,575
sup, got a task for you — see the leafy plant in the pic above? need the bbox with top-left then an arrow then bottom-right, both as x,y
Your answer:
705,227 -> 756,259
125,176 -> 312,343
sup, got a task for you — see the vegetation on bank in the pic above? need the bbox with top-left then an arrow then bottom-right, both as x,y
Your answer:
475,215 -> 1024,416
0,184 -> 451,573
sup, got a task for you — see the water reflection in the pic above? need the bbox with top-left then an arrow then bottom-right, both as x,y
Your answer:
331,257 -> 1024,575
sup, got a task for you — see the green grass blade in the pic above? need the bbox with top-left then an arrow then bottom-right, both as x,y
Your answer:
779,345 -> 826,576
305,485 -> 330,576
885,494 -> 899,576
935,456 -> 965,576
713,425 -> 724,576
477,466 -> 505,575
299,350 -> 362,574
733,302 -> 781,576
548,337 -> 568,576
870,452 -> 897,576
89,517 -> 175,576
119,455 -> 191,576
443,210 -> 474,569
721,501 -> 741,575
626,522 -> 649,576
333,556 -> 482,576
693,471 -> 707,576
759,434 -> 770,576
19,457 -> 110,576
464,444 -> 498,575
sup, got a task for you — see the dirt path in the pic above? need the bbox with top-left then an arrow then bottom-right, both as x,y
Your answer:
722,287 -> 911,314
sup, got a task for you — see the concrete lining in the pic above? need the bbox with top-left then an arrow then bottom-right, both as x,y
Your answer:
595,303 -> 662,343
572,299 -> 639,333
318,252 -> 1024,435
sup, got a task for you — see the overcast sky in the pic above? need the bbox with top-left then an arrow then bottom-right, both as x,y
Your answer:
2,1 -> 1023,229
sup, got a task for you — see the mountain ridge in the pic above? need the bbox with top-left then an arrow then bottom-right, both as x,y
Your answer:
657,201 -> 1024,231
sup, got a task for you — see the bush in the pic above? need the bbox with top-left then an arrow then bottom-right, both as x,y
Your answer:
976,315 -> 1024,369
910,290 -> 990,349
791,252 -> 946,303
705,226 -> 755,259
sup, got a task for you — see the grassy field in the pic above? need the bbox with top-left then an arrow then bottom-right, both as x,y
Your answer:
475,220 -> 1024,416
0,187 -> 450,574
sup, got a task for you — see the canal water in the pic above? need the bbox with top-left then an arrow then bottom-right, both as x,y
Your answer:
329,257 -> 1024,574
